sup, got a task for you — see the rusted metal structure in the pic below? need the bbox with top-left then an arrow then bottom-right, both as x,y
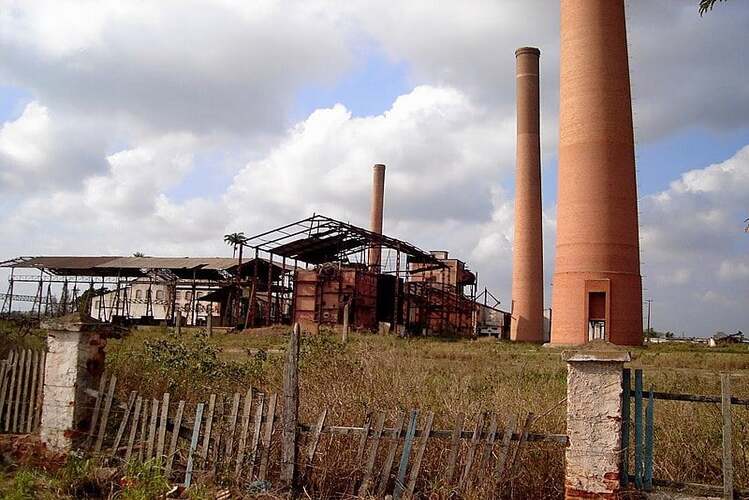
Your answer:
239,214 -> 493,336
551,0 -> 643,346
0,256 -> 287,327
511,47 -> 545,343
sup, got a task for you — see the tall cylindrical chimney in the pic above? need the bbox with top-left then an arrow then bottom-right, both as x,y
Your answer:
551,0 -> 642,346
368,164 -> 386,271
511,47 -> 544,343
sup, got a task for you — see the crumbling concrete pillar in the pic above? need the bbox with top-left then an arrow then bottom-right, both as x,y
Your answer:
39,314 -> 109,452
563,343 -> 630,499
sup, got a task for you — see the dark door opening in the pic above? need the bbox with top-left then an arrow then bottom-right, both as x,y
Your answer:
588,291 -> 607,341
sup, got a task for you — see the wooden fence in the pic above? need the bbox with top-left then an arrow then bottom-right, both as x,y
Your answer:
622,368 -> 749,499
0,349 -> 45,434
84,375 -> 567,497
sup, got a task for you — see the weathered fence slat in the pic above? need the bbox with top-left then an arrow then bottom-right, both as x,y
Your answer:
11,349 -> 26,432
377,412 -> 405,497
224,392 -> 241,459
621,368 -> 631,487
644,389 -> 654,491
22,350 -> 34,432
210,395 -> 224,471
4,351 -> 17,431
444,412 -> 464,485
258,393 -> 277,481
138,399 -> 149,461
165,400 -> 185,476
146,398 -> 159,459
18,350 -> 31,432
0,360 -> 7,427
634,368 -> 644,490
482,412 -> 498,465
95,375 -> 117,452
25,351 -> 39,433
305,408 -> 328,471
125,396 -> 143,462
393,409 -> 419,500
495,414 -> 515,479
184,402 -> 205,488
111,391 -> 137,456
157,393 -> 170,460
281,323 -> 300,491
721,373 -> 733,500
87,374 -> 107,446
234,388 -> 253,476
248,393 -> 265,479
356,412 -> 373,465
459,411 -> 485,489
508,412 -> 534,474
32,352 -> 45,431
358,411 -> 385,497
405,411 -> 434,497
200,394 -> 216,463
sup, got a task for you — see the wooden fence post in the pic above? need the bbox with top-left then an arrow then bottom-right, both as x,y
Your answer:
281,322 -> 300,493
721,373 -> 733,500
342,302 -> 350,344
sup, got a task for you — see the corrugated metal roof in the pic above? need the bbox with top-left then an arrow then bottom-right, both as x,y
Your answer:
103,257 -> 238,270
15,256 -> 123,269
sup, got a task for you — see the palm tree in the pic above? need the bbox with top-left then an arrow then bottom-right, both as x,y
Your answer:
224,232 -> 248,270
699,0 -> 729,15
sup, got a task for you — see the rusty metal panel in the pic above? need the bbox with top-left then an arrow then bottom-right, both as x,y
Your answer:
292,267 -> 378,331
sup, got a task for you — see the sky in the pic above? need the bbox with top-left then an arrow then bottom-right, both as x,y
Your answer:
0,0 -> 747,337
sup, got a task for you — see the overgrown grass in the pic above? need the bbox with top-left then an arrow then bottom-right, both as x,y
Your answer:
0,454 -> 195,499
2,324 -> 747,498
0,319 -> 45,358
101,327 -> 749,498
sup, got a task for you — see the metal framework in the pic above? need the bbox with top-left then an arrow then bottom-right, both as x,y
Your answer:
0,256 -> 248,326
239,214 -> 501,336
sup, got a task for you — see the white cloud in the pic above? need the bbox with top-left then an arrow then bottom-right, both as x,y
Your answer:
718,258 -> 749,281
0,0 -> 352,135
0,1 -> 747,337
640,146 -> 749,336
225,85 -> 513,232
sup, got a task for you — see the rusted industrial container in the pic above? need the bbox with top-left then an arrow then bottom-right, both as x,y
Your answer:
293,266 -> 377,331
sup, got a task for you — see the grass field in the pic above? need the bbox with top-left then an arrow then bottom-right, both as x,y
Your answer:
0,322 -> 747,498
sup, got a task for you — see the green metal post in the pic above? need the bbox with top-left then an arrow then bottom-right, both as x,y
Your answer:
621,368 -> 631,487
644,388 -> 654,491
634,369 -> 643,489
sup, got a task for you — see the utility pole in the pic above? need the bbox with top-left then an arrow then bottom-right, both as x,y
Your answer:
645,299 -> 652,334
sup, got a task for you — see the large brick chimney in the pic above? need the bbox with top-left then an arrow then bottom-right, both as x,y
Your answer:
511,47 -> 544,343
551,0 -> 643,346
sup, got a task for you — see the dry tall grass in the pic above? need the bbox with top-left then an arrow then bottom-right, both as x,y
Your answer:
102,327 -> 749,498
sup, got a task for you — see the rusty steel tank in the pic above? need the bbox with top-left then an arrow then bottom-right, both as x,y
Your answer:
550,0 -> 643,346
511,47 -> 545,343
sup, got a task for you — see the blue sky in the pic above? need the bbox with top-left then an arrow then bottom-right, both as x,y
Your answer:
0,0 -> 746,337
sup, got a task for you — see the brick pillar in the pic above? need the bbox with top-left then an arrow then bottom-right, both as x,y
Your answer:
39,314 -> 109,452
563,344 -> 631,499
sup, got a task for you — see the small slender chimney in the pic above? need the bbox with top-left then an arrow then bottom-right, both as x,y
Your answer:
368,164 -> 386,271
511,47 -> 544,343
